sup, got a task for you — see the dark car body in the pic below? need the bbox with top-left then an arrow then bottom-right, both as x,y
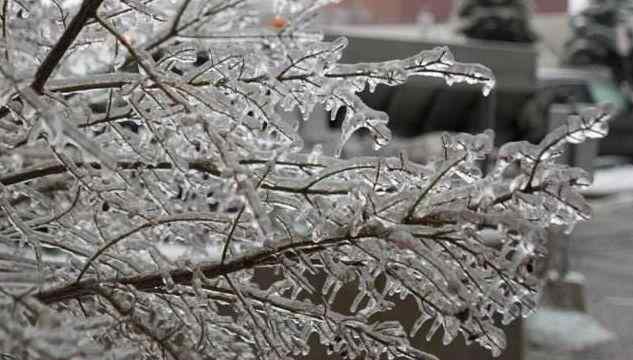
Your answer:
321,26 -> 633,160
325,25 -> 538,146
522,66 -> 633,158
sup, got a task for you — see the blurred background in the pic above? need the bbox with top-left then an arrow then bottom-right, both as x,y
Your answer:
300,1 -> 633,359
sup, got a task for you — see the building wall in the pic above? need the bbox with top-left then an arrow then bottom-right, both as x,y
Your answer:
534,0 -> 568,14
331,0 -> 567,24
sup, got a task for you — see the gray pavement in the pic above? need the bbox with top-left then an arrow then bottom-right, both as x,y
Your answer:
564,193 -> 633,359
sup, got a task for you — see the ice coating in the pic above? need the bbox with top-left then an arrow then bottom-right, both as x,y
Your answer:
0,1 -> 612,359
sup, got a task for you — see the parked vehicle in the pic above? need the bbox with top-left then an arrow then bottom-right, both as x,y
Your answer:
313,26 -> 633,162
521,66 -> 633,159
342,65 -> 633,161
325,24 -> 538,147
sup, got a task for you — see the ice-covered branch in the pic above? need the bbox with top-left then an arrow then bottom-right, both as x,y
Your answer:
0,1 -> 613,359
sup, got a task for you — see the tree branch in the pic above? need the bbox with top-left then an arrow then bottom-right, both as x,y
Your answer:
31,0 -> 105,94
35,229 -> 383,305
0,158 -> 350,196
0,0 -> 104,120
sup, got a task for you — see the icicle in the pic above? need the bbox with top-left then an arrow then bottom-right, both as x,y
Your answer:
410,310 -> 434,338
425,315 -> 443,342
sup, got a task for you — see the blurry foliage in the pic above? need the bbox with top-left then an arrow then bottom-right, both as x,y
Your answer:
563,0 -> 633,86
457,0 -> 538,43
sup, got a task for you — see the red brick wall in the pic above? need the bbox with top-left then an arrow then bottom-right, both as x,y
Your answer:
331,0 -> 567,23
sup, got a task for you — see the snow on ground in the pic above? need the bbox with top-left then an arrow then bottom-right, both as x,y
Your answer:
581,165 -> 633,197
526,308 -> 616,352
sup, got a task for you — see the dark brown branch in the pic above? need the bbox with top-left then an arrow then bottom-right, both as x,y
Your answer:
0,159 -> 343,195
0,0 -> 104,120
31,0 -> 105,94
0,161 -> 174,186
525,111 -> 610,191
2,0 -> 9,62
36,221 -> 470,306
35,230 -> 379,305
221,206 -> 246,264
403,154 -> 466,224
75,212 -> 239,283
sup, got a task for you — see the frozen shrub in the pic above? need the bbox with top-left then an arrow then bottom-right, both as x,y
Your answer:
0,1 -> 611,359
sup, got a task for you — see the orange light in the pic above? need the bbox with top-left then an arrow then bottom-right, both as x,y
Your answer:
270,15 -> 288,29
